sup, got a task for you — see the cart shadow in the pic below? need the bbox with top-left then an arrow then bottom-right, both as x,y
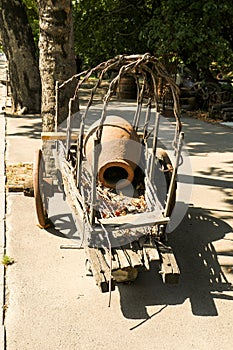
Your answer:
45,213 -> 83,243
118,206 -> 233,319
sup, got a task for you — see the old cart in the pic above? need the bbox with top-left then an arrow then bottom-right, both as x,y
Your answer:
34,54 -> 184,293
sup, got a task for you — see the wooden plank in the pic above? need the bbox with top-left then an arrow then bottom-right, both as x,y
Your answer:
138,236 -> 161,270
95,249 -> 113,281
41,132 -> 79,141
144,246 -> 160,261
143,238 -> 160,262
62,161 -> 85,206
86,248 -> 108,292
103,245 -> 143,270
62,175 -> 84,220
102,248 -> 120,271
86,247 -> 115,293
124,248 -> 143,268
167,252 -> 180,275
142,248 -> 150,270
99,211 -> 169,228
114,248 -> 131,269
159,246 -> 180,284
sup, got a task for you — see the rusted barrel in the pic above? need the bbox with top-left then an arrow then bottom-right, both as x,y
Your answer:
84,116 -> 141,189
117,75 -> 137,100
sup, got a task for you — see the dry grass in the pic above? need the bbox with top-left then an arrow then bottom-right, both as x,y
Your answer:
185,110 -> 222,123
6,162 -> 33,190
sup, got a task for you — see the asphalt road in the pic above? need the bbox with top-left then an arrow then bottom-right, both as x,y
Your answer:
4,110 -> 233,350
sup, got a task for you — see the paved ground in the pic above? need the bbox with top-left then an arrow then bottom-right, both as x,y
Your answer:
0,110 -> 6,350
0,53 -> 8,349
1,52 -> 233,350
2,104 -> 233,350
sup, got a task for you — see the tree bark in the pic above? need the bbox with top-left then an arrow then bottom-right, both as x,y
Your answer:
38,0 -> 77,132
0,0 -> 41,113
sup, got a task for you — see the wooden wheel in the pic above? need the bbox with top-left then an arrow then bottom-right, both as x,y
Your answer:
33,149 -> 49,228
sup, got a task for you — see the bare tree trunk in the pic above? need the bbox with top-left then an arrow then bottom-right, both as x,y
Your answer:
0,0 -> 41,114
38,0 -> 77,132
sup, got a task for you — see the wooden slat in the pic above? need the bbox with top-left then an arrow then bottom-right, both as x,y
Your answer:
41,132 -> 79,140
159,246 -> 180,284
86,248 -> 108,292
142,248 -> 150,270
143,239 -> 160,262
62,161 -> 85,207
86,247 -> 115,293
103,246 -> 143,271
124,249 -> 143,268
114,248 -> 131,269
102,248 -> 120,271
99,211 -> 169,228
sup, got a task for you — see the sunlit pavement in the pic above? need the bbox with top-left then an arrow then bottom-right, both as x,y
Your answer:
3,107 -> 233,350
1,53 -> 233,349
0,53 -> 7,349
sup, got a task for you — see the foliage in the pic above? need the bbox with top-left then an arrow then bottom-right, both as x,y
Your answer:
1,255 -> 15,266
72,0 -> 233,78
2,0 -> 233,78
22,0 -> 39,49
140,0 -> 233,78
72,0 -> 150,68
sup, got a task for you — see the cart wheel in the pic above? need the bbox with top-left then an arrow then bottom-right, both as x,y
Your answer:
33,149 -> 50,228
157,148 -> 176,216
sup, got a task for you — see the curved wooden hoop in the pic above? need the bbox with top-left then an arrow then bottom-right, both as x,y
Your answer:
33,149 -> 48,228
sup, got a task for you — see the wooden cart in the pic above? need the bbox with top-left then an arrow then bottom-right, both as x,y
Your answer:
34,54 -> 183,293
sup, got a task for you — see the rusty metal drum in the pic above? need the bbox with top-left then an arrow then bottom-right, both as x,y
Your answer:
84,115 -> 141,189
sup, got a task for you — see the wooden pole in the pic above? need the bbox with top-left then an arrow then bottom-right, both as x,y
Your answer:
164,132 -> 184,218
149,110 -> 160,180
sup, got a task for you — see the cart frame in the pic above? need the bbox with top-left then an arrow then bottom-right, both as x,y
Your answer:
34,54 -> 184,293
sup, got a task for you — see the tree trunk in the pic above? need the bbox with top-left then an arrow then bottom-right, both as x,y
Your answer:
38,0 -> 77,132
0,0 -> 41,114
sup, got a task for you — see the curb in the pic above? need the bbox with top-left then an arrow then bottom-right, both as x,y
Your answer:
0,111 -> 6,349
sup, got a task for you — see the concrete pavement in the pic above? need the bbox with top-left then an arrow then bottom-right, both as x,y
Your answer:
0,53 -> 8,350
1,50 -> 232,348
0,111 -> 6,349
2,106 -> 233,350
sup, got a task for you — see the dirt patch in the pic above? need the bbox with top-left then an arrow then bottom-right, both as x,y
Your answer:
6,163 -> 33,192
184,110 -> 223,124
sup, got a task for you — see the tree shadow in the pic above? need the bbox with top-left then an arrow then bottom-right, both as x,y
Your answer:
6,113 -> 42,139
182,116 -> 233,155
118,206 -> 233,321
198,162 -> 233,181
196,163 -> 233,207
